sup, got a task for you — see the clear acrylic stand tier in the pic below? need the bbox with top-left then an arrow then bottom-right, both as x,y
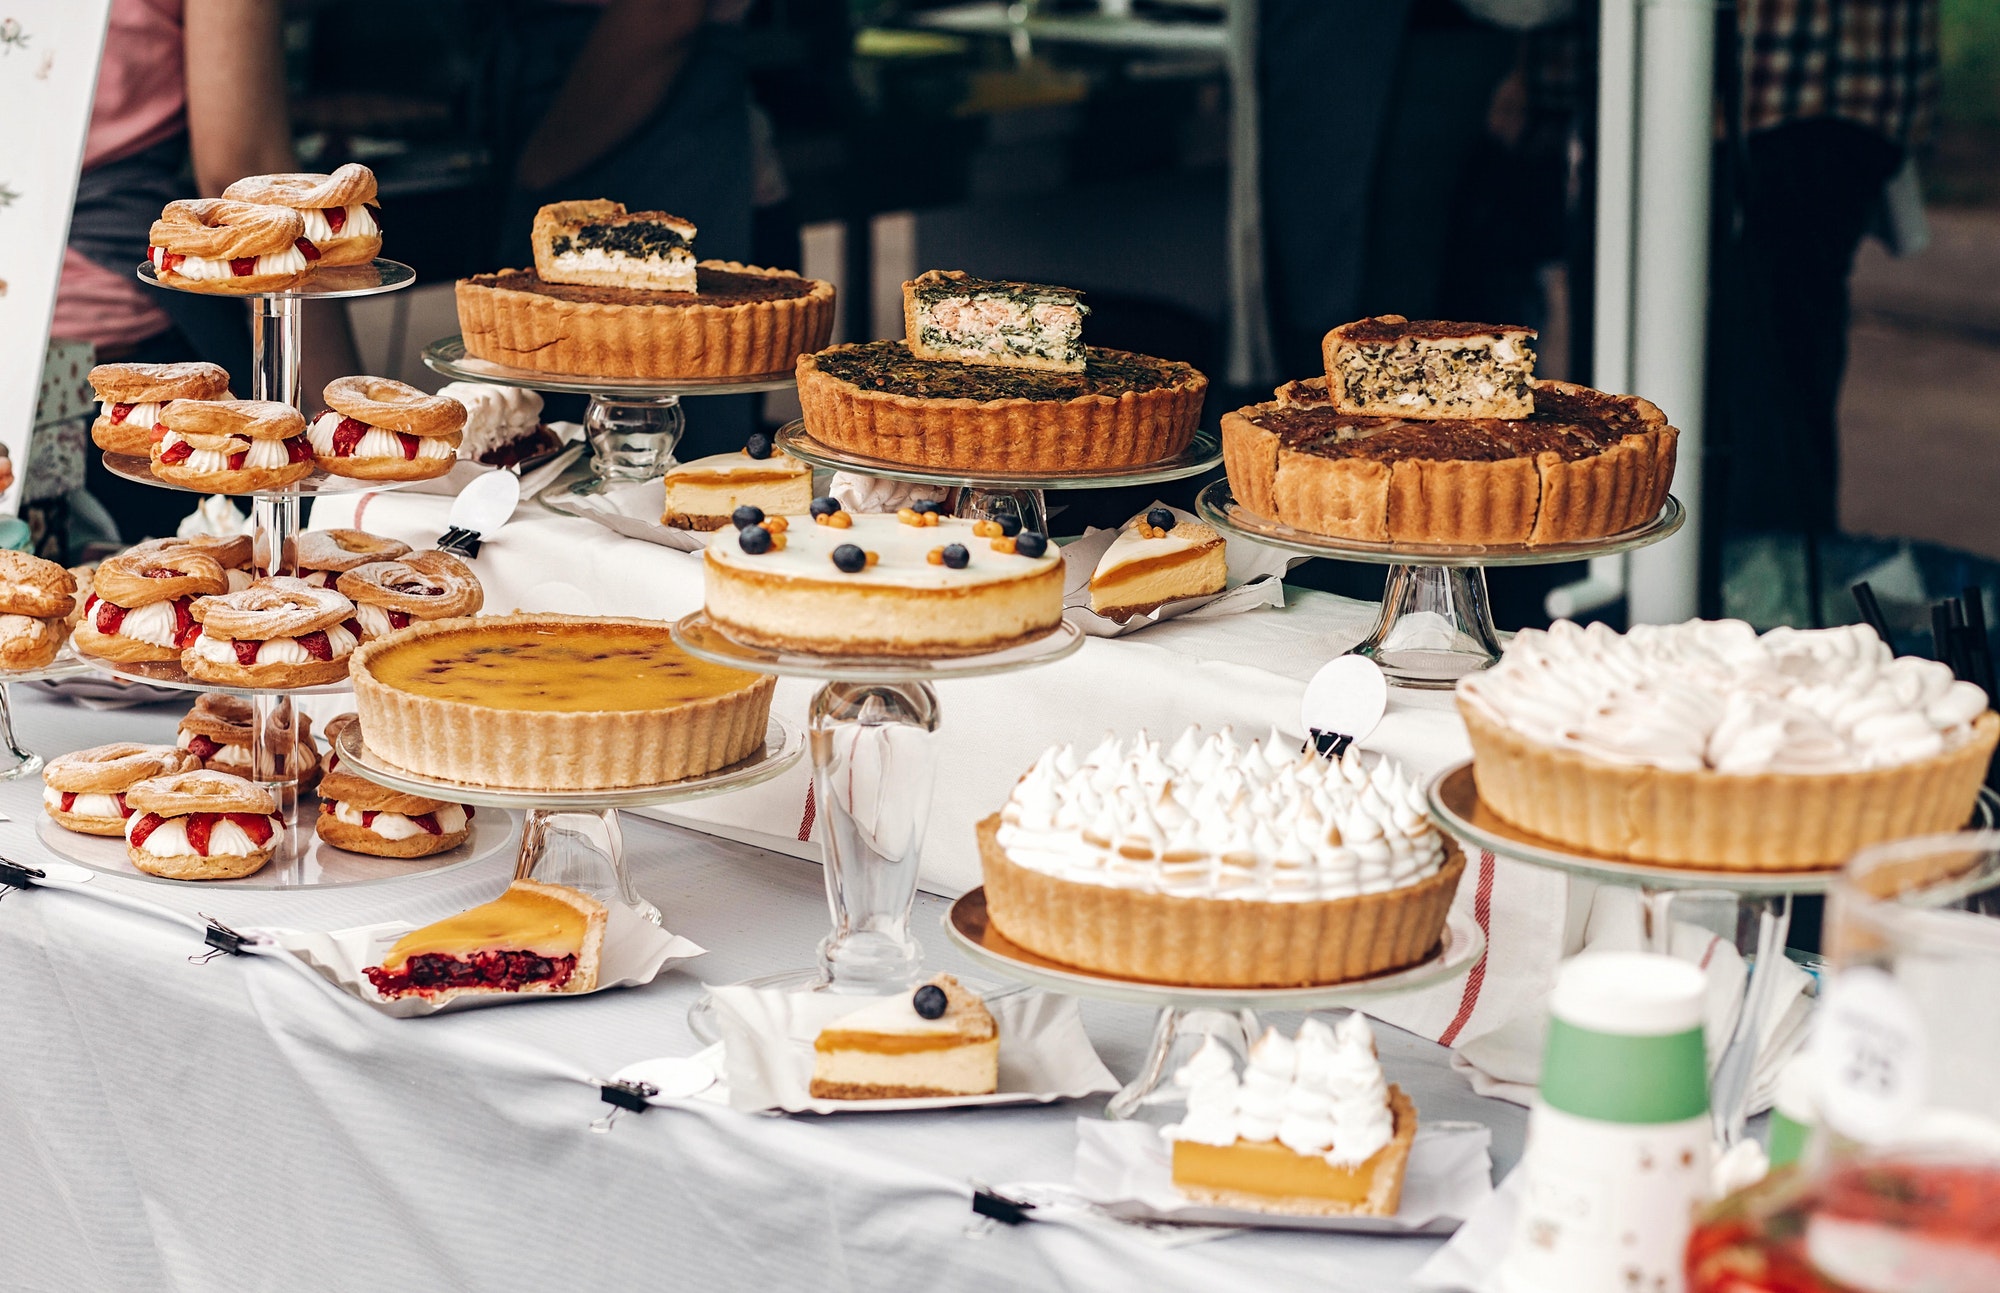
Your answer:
0,657 -> 93,779
672,613 -> 1084,1036
775,420 -> 1222,536
119,258 -> 418,879
334,718 -> 804,925
1427,760 -> 2000,1147
947,887 -> 1486,1118
422,335 -> 800,498
1198,479 -> 1686,690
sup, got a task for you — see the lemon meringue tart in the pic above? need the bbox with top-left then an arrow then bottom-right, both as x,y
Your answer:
350,614 -> 775,791
364,879 -> 605,1003
809,975 -> 1000,1100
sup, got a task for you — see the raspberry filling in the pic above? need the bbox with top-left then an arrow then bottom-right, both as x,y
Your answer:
364,951 -> 576,999
295,237 -> 321,262
110,403 -> 134,424
128,811 -> 276,855
389,609 -> 414,630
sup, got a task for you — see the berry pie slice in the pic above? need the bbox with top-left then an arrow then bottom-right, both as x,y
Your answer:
363,879 -> 606,1003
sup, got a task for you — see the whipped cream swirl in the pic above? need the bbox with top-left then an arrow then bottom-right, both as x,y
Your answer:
1459,619 -> 1990,774
1164,1015 -> 1395,1167
435,382 -> 545,462
995,726 -> 1444,902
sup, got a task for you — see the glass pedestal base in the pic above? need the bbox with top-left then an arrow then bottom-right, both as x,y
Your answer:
1350,564 -> 1507,689
513,808 -> 661,926
571,395 -> 683,495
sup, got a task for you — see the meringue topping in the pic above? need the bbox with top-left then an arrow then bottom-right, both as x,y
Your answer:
1164,1015 -> 1396,1167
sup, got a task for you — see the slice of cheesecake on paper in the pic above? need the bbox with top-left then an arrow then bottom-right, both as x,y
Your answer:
533,199 -> 697,293
1089,506 -> 1227,620
903,269 -> 1088,372
1323,314 -> 1537,420
661,438 -> 812,530
363,879 -> 607,1004
809,974 -> 1000,1100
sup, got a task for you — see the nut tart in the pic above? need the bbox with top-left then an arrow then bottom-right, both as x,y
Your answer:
363,879 -> 605,1003
662,433 -> 811,531
123,770 -> 283,881
315,767 -> 470,858
1164,1021 -> 1417,1218
979,727 -> 1462,988
810,975 -> 1000,1100
1089,507 -> 1225,620
1458,619 -> 2000,870
44,743 -> 197,836
454,261 -> 834,381
1222,376 -> 1675,546
350,614 -> 776,791
797,341 -> 1205,473
704,503 -> 1063,658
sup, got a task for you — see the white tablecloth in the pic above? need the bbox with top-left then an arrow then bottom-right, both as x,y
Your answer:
0,691 -> 1524,1292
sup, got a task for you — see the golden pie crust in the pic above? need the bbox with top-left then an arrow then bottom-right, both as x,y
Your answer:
349,614 -> 776,791
795,344 -> 1206,473
454,261 -> 834,380
1221,378 -> 1676,545
1460,701 -> 2000,871
975,815 -> 1465,988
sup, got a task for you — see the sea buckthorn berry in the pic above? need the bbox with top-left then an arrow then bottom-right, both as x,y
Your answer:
732,505 -> 764,528
926,547 -> 945,565
996,514 -> 1023,537
1146,507 -> 1176,532
897,507 -> 922,526
831,544 -> 866,573
865,551 -> 879,568
827,511 -> 853,529
990,537 -> 1017,555
1014,531 -> 1049,558
973,519 -> 1001,538
738,525 -> 773,555
810,496 -> 842,518
764,516 -> 789,534
744,432 -> 774,460
940,544 -> 970,569
770,533 -> 787,550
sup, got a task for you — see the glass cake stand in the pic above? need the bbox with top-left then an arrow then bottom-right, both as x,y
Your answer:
0,656 -> 92,779
775,420 -> 1222,537
333,718 -> 804,925
947,888 -> 1487,1117
1197,479 -> 1685,690
674,613 -> 1085,1036
1428,759 -> 2000,1146
422,335 -> 798,497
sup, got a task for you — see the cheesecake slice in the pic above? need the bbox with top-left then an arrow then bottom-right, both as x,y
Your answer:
662,438 -> 813,530
1324,315 -> 1537,420
809,974 -> 1000,1100
1089,507 -> 1227,619
903,269 -> 1088,372
363,879 -> 607,1003
532,199 -> 697,293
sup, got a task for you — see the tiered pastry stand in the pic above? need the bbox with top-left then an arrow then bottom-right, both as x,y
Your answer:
0,655 -> 92,779
1197,480 -> 1686,690
948,890 -> 1486,1118
421,336 -> 800,495
775,420 -> 1222,537
672,613 -> 1085,1035
65,259 -> 516,887
1427,761 -> 2000,1145
331,719 -> 804,926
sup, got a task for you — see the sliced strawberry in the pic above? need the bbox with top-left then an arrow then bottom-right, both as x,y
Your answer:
114,794 -> 131,818
295,237 -> 320,262
151,425 -> 170,445
225,813 -> 275,847
342,617 -> 365,638
230,257 -> 257,277
227,451 -> 247,470
284,436 -> 312,463
110,403 -> 133,424
59,791 -> 77,812
94,600 -> 127,634
332,417 -> 371,457
143,567 -> 180,579
464,805 -> 474,819
158,440 -> 193,466
396,432 -> 421,461
171,598 -> 200,649
297,630 -> 332,661
412,812 -> 442,836
128,813 -> 166,848
388,610 -> 413,630
325,206 -> 347,234
360,809 -> 378,828
186,734 -> 220,761
232,639 -> 261,667
185,813 -> 214,856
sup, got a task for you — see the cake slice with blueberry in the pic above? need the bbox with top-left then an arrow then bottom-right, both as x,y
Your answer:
809,974 -> 1000,1100
661,431 -> 812,530
1089,506 -> 1227,619
903,269 -> 1088,372
533,199 -> 697,293
1323,315 -> 1537,420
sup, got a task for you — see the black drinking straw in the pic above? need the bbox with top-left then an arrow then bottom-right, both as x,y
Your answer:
1853,581 -> 1892,648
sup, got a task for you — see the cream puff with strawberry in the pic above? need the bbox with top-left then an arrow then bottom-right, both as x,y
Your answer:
308,377 -> 465,481
72,543 -> 227,663
124,770 -> 284,880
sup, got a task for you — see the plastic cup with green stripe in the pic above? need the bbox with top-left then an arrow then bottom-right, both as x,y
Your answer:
1498,951 -> 1711,1293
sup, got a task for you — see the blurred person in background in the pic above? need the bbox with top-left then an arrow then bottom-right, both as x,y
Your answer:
52,0 -> 360,543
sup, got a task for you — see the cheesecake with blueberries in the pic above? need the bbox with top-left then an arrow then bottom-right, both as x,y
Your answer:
702,500 -> 1063,657
1089,506 -> 1227,620
661,432 -> 812,531
809,975 -> 1000,1100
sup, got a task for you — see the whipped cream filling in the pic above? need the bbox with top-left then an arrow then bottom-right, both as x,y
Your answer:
158,430 -> 293,474
43,786 -> 129,819
150,244 -> 309,280
330,800 -> 467,840
177,729 -> 252,770
436,382 -> 545,461
189,622 -> 358,666
351,603 -> 405,638
98,599 -> 182,648
307,412 -> 455,460
126,814 -> 278,858
996,727 -> 1444,902
299,204 -> 379,244
1458,619 -> 1992,775
1165,1015 -> 1395,1167
100,400 -> 162,428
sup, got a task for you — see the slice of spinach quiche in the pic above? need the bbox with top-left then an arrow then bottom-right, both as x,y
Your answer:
902,269 -> 1089,372
532,200 -> 697,293
1323,315 -> 1538,420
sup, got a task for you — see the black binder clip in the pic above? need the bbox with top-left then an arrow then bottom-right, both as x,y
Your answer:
0,857 -> 44,900
1307,728 -> 1355,760
970,1187 -> 1036,1227
190,916 -> 252,964
590,1079 -> 659,1133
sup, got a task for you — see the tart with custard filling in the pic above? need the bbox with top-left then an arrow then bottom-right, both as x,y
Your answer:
350,614 -> 775,791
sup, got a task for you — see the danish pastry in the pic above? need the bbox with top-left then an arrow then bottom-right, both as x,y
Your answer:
74,544 -> 227,663
183,576 -> 360,688
151,398 -> 313,493
308,377 -> 465,481
123,770 -> 283,880
336,551 -> 483,639
147,198 -> 315,294
178,693 -> 320,789
88,361 -> 230,456
222,164 -> 382,267
298,529 -> 412,588
315,767 -> 470,858
43,742 -> 198,836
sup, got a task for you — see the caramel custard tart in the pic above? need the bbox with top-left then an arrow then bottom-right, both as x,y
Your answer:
350,614 -> 775,790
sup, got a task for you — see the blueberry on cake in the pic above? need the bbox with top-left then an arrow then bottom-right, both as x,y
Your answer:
1324,315 -> 1537,420
532,199 -> 697,293
902,269 -> 1089,372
